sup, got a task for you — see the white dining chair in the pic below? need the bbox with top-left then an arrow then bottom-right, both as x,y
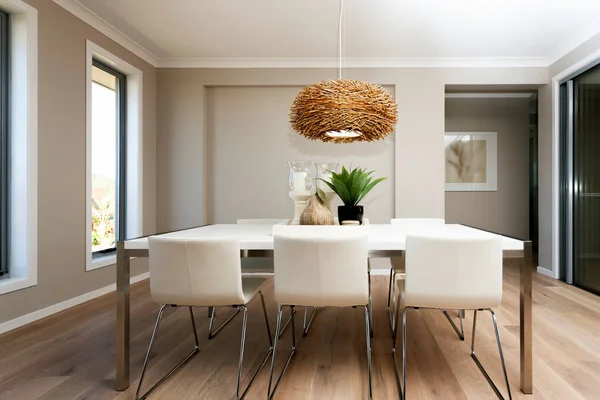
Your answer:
236,218 -> 320,337
136,237 -> 273,400
393,232 -> 511,400
268,226 -> 372,399
236,218 -> 306,338
387,218 -> 463,339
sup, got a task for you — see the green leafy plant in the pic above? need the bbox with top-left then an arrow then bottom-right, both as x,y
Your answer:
319,166 -> 386,206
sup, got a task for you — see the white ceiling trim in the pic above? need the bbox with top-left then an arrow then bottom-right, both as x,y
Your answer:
52,0 -> 158,67
545,20 -> 600,67
445,93 -> 533,98
157,57 -> 549,69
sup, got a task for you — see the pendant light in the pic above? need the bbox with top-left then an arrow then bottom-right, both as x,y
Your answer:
289,0 -> 398,143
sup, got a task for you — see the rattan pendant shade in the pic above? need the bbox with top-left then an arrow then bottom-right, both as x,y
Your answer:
289,79 -> 398,143
288,0 -> 398,143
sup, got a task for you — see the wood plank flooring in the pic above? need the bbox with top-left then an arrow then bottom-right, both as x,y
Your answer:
1,260 -> 599,399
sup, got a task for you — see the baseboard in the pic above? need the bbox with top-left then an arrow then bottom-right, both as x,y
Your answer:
536,266 -> 555,278
0,272 -> 149,335
241,269 -> 392,277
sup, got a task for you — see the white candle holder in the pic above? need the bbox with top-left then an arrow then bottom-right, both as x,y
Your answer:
288,161 -> 313,224
288,190 -> 312,224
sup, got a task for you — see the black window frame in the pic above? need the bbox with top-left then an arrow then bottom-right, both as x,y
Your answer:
0,10 -> 9,276
91,59 -> 126,257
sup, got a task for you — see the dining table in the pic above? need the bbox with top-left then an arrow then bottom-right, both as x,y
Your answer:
114,223 -> 533,394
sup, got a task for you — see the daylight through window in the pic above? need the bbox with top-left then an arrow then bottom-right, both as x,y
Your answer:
91,60 -> 126,255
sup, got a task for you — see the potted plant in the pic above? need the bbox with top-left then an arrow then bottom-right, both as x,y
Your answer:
319,165 -> 386,224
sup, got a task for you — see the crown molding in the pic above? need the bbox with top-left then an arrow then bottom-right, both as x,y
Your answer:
52,0 -> 158,67
546,20 -> 600,67
157,56 -> 549,69
445,93 -> 533,99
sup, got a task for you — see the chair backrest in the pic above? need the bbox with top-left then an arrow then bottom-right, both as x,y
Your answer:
273,225 -> 369,307
237,219 -> 286,225
148,236 -> 245,307
390,218 -> 445,227
405,232 -> 503,309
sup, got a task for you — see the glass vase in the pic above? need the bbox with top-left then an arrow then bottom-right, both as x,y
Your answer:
315,162 -> 340,213
288,161 -> 313,194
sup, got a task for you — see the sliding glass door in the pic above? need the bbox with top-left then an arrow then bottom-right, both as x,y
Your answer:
561,64 -> 600,295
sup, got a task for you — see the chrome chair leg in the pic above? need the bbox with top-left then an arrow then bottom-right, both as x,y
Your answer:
278,306 -> 296,339
268,305 -> 296,399
302,306 -> 318,337
260,291 -> 273,347
391,303 -> 408,400
387,267 -> 395,336
235,306 -> 249,398
267,305 -> 283,399
208,305 -> 241,339
442,309 -> 465,340
189,306 -> 199,348
136,305 -> 200,400
387,267 -> 394,309
471,309 -> 513,400
237,292 -> 274,399
368,296 -> 374,347
367,263 -> 373,338
364,306 -> 373,399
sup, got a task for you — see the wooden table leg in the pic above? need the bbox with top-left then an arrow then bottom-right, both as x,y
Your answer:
116,241 -> 131,391
520,241 -> 533,394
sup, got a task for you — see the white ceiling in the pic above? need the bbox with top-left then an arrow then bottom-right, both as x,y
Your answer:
56,0 -> 600,68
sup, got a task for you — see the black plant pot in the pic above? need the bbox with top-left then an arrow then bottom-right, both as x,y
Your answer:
338,205 -> 364,225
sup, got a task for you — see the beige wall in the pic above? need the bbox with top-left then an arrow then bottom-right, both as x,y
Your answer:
537,31 -> 600,275
0,0 -> 157,324
445,97 -> 530,239
157,67 -> 547,234
156,70 -> 205,231
205,85 -> 395,224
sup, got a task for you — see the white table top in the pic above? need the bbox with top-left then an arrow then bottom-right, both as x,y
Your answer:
124,224 -> 524,251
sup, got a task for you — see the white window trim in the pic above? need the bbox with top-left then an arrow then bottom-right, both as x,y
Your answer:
0,0 -> 37,295
86,40 -> 143,271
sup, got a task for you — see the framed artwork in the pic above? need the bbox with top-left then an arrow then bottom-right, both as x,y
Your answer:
445,132 -> 497,191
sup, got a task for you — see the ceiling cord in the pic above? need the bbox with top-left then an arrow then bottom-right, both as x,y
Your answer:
338,0 -> 344,79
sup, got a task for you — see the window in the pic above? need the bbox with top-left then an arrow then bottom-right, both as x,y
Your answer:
90,60 -> 126,257
0,9 -> 8,276
0,0 -> 38,295
86,40 -> 142,271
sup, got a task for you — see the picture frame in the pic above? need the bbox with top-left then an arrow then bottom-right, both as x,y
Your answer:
445,131 -> 497,191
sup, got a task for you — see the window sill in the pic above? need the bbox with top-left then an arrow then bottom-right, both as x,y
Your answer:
0,275 -> 37,295
87,253 -> 116,271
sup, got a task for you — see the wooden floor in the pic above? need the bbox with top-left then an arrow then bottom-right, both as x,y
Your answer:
1,260 -> 600,400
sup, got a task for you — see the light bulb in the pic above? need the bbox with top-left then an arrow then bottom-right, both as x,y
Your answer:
326,130 -> 362,138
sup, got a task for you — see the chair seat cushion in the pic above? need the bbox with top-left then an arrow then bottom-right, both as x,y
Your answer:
396,278 -> 498,309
